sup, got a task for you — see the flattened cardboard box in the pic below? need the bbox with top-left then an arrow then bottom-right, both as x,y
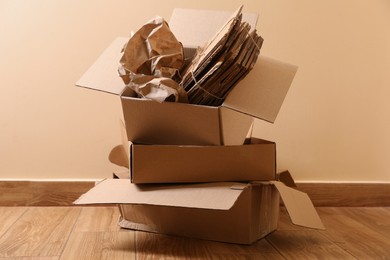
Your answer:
76,8 -> 297,145
109,121 -> 276,183
75,179 -> 324,244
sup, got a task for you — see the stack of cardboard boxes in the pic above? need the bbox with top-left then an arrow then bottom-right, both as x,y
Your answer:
75,8 -> 324,244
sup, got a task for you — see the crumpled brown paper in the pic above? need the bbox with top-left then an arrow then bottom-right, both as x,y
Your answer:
119,16 -> 188,103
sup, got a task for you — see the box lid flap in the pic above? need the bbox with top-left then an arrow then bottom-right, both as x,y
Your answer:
75,179 -> 247,210
271,181 -> 325,230
108,145 -> 129,168
169,8 -> 297,123
108,120 -> 130,168
223,57 -> 298,123
169,7 -> 258,49
75,37 -> 128,95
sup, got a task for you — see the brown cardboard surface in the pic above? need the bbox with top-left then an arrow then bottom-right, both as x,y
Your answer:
128,138 -> 276,183
277,170 -> 298,188
108,145 -> 128,168
224,56 -> 297,123
120,96 -> 222,145
76,37 -> 126,95
271,181 -> 325,230
219,107 -> 253,145
75,179 -> 246,210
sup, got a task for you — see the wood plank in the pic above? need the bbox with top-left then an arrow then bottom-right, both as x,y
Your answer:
297,183 -> 390,206
135,231 -> 284,259
72,206 -> 121,232
60,231 -> 136,259
0,181 -> 94,206
317,207 -> 390,259
60,206 -> 136,259
135,231 -> 210,259
337,207 -> 390,240
276,207 -> 390,258
0,207 -> 27,237
0,207 -> 80,258
266,230 -> 356,259
202,237 -> 284,259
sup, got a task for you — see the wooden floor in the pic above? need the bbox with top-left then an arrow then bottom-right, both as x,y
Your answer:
0,206 -> 389,259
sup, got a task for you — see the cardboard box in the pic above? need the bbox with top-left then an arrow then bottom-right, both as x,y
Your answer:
75,179 -> 324,244
109,121 -> 276,183
76,8 -> 298,145
129,138 -> 275,183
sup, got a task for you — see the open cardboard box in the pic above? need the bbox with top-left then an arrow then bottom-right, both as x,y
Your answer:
73,7 -> 321,245
76,8 -> 297,146
75,175 -> 324,244
109,121 -> 276,183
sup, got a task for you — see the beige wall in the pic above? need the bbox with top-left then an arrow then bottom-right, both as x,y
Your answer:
0,0 -> 389,181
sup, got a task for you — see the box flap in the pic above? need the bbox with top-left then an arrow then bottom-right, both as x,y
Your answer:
75,179 -> 247,210
108,145 -> 129,168
108,120 -> 131,168
119,119 -> 130,160
271,181 -> 325,230
223,56 -> 298,123
169,7 -> 258,50
277,170 -> 297,188
219,107 -> 253,145
76,37 -> 128,95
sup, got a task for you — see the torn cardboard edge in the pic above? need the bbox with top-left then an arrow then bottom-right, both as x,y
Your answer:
74,178 -> 324,230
